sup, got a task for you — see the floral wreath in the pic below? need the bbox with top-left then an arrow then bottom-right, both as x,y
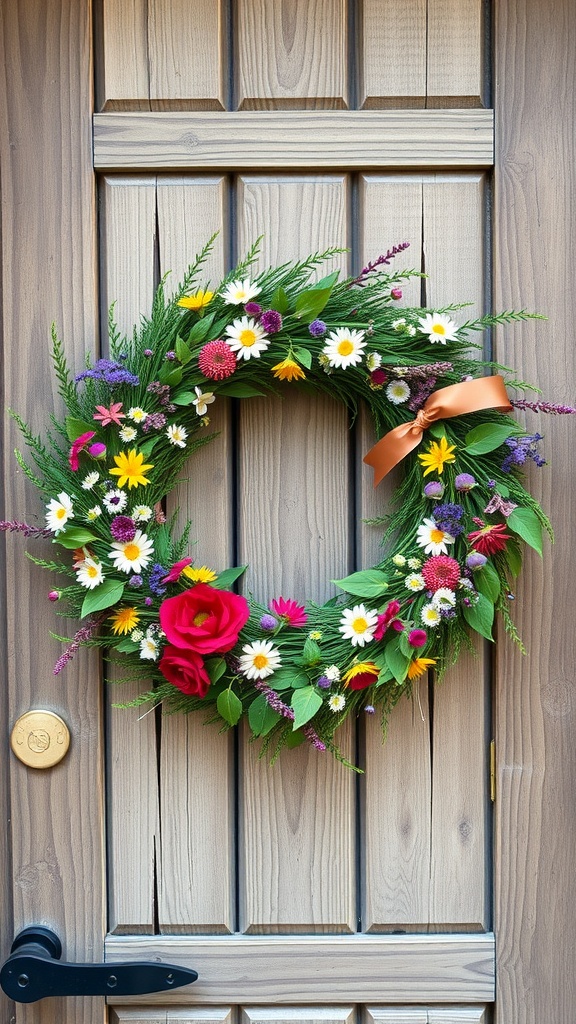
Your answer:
4,236 -> 572,768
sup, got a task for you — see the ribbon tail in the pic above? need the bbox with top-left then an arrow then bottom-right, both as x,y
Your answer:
363,423 -> 423,486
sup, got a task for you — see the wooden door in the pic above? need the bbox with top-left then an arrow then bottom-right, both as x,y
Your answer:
1,2 -> 575,1024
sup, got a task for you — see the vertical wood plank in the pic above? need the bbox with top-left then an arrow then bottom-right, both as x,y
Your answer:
427,0 -> 484,107
0,1 -> 104,1022
98,0 -> 150,110
360,0 -> 426,109
236,176 -> 355,933
494,1 -> 576,1021
149,0 -> 225,110
155,178 -> 235,932
423,176 -> 489,931
236,0 -> 348,110
100,177 -> 160,933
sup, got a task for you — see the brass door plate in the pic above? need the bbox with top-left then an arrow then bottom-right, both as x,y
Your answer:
10,710 -> 71,769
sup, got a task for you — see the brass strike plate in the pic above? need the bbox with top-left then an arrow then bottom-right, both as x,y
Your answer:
10,710 -> 70,769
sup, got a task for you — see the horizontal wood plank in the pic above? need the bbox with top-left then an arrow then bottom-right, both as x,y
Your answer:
93,110 -> 494,170
105,934 -> 495,1004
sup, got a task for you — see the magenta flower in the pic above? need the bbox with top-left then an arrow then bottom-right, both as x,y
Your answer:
408,629 -> 427,648
374,600 -> 404,640
93,401 -> 125,426
162,557 -> 194,584
270,597 -> 307,627
69,431 -> 96,471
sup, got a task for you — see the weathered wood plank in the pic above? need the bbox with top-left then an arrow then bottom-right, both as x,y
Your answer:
236,0 -> 348,110
364,1010 -> 488,1023
242,1011 -> 354,1024
110,1011 -> 234,1023
93,110 -> 494,170
149,0 -> 225,110
360,0 -> 427,108
494,1 -> 576,1021
0,1 -> 103,1022
98,0 -> 150,110
106,933 -> 496,1004
427,0 -> 484,107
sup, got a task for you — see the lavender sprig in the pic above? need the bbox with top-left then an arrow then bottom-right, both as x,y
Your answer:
351,242 -> 410,286
511,399 -> 576,415
53,616 -> 105,675
0,519 -> 52,539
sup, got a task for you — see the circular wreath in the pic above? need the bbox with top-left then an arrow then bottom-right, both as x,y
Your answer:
4,237 -> 563,767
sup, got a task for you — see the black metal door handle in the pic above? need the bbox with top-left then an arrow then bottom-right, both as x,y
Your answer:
0,927 -> 198,1003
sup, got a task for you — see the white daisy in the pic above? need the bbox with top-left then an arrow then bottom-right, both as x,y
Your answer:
225,316 -> 269,360
322,328 -> 367,370
119,426 -> 138,443
140,634 -> 160,661
421,603 -> 442,628
432,587 -> 457,610
392,554 -> 407,567
132,504 -> 153,522
128,407 -> 147,423
328,694 -> 346,712
81,471 -> 100,490
166,423 -> 188,447
76,557 -> 104,590
416,518 -> 455,556
366,352 -> 382,371
221,277 -> 261,305
103,489 -> 128,514
109,530 -> 154,574
407,325 -> 416,337
407,557 -> 422,570
86,505 -> 102,521
45,492 -> 74,533
386,379 -> 411,405
418,312 -> 458,344
324,664 -> 341,682
405,573 -> 426,592
339,604 -> 378,647
239,639 -> 282,680
192,386 -> 216,416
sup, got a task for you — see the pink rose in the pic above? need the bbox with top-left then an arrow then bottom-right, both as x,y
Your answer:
159,583 -> 250,655
158,646 -> 211,697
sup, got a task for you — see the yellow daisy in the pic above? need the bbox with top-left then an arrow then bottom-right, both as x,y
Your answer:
182,565 -> 218,584
109,449 -> 154,489
407,657 -> 436,680
417,436 -> 456,476
109,607 -> 140,635
271,357 -> 306,382
177,289 -> 214,311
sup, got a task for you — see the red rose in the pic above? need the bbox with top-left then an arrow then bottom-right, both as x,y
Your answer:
159,646 -> 211,697
159,583 -> 250,655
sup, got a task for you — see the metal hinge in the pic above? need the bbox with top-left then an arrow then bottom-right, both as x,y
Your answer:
490,740 -> 496,802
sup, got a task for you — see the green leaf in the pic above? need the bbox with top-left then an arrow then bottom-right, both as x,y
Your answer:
175,335 -> 193,365
205,657 -> 227,685
267,667 -> 308,691
138,436 -> 160,458
212,565 -> 247,589
507,507 -> 543,556
158,365 -> 183,387
54,527 -> 99,549
464,422 -> 520,455
291,686 -> 323,730
506,538 -> 523,577
462,592 -> 494,640
65,417 -> 97,442
475,562 -> 501,603
293,346 -> 312,369
271,286 -> 289,314
301,638 -> 322,666
248,695 -> 282,737
294,272 -> 339,320
428,422 -> 447,439
81,578 -> 125,618
332,569 -> 389,598
399,630 -> 413,658
217,688 -> 243,726
114,637 -> 139,653
218,383 -> 266,398
186,312 -> 215,345
384,639 -> 410,684
285,729 -> 306,749
172,390 -> 197,406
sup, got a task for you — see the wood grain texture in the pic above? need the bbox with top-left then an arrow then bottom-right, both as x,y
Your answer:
360,0 -> 427,108
106,933 -> 495,1004
494,0 -> 576,1022
242,1011 -> 354,1024
0,1 -> 104,1022
427,0 -> 484,106
98,0 -> 225,110
236,0 -> 347,109
110,1011 -> 234,1023
364,1010 -> 487,1023
156,179 -> 235,933
93,110 -> 494,170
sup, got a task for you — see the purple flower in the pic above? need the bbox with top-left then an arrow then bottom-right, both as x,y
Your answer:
309,319 -> 327,337
128,575 -> 143,588
433,502 -> 465,537
110,515 -> 136,542
408,628 -> 427,648
165,350 -> 176,361
466,552 -> 487,570
48,590 -> 60,602
244,302 -> 262,317
260,309 -> 283,333
149,564 -> 167,596
260,613 -> 278,630
501,433 -> 546,473
75,359 -> 139,387
142,412 -> 167,432
145,596 -> 153,606
391,288 -> 402,300
455,473 -> 476,491
317,675 -> 332,689
424,480 -> 445,499
364,705 -> 376,714
511,399 -> 576,415
143,349 -> 154,357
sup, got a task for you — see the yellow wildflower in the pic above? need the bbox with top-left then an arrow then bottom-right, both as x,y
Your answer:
109,449 -> 154,489
271,357 -> 306,382
407,657 -> 436,681
109,607 -> 140,635
177,290 -> 214,311
183,565 -> 218,584
417,436 -> 456,476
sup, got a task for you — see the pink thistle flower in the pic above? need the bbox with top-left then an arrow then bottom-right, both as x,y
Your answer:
391,288 -> 403,300
408,629 -> 427,648
421,555 -> 461,592
198,340 -> 237,380
93,401 -> 125,426
162,557 -> 194,583
69,431 -> 96,471
269,597 -> 308,627
374,600 -> 404,640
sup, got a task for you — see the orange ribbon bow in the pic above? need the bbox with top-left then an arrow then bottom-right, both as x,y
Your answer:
363,375 -> 513,486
